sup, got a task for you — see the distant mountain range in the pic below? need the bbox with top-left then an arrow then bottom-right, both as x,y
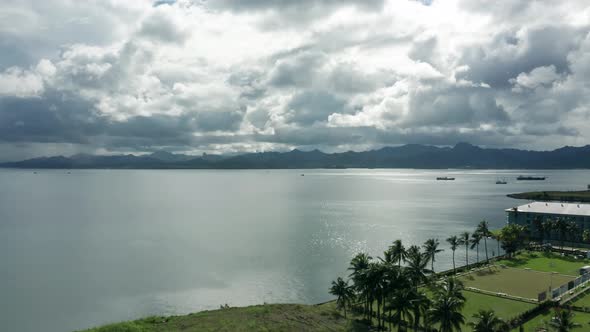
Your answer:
2,143 -> 590,169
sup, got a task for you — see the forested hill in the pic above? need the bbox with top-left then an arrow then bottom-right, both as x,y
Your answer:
2,143 -> 590,169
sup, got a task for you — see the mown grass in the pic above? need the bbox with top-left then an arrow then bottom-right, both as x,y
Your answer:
462,291 -> 536,324
495,251 -> 589,276
460,265 -> 574,299
571,289 -> 590,308
513,309 -> 590,331
80,303 -> 369,332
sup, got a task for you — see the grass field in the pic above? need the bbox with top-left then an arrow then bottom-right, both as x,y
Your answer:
460,265 -> 575,299
80,303 -> 367,332
462,291 -> 536,324
514,309 -> 590,331
571,290 -> 590,307
495,251 -> 589,276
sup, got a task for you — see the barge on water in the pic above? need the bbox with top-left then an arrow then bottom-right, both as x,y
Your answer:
436,177 -> 455,181
517,175 -> 546,181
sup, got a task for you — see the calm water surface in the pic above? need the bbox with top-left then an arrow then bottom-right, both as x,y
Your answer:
1,169 -> 588,331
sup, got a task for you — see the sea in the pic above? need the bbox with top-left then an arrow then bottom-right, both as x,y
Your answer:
0,168 -> 588,331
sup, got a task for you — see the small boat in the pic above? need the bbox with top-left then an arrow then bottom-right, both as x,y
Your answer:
436,177 -> 455,181
301,174 -> 304,176
496,180 -> 507,184
517,176 -> 546,181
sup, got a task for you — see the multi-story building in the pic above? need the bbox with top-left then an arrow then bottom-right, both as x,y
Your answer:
506,202 -> 590,243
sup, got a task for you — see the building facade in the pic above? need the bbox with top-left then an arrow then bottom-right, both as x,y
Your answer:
506,202 -> 590,243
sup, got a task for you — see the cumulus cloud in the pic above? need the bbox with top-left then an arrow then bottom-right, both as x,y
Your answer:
510,65 -> 562,92
1,0 -> 590,160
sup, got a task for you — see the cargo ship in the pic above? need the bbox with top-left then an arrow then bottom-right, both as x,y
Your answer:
517,176 -> 546,181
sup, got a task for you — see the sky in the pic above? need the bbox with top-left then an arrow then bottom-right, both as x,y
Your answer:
1,0 -> 590,161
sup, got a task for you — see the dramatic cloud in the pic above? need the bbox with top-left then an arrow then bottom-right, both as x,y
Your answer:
1,0 -> 590,160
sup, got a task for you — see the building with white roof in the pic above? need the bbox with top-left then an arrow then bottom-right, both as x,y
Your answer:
506,202 -> 590,243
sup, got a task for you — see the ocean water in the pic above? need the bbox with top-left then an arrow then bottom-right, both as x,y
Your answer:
0,168 -> 588,331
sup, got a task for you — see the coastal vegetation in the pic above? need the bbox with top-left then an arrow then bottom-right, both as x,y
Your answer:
327,219 -> 590,331
508,190 -> 590,203
79,303 -> 358,332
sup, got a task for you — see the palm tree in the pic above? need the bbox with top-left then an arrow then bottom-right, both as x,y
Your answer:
476,220 -> 491,263
469,309 -> 508,332
383,265 -> 410,331
390,239 -> 407,266
446,235 -> 459,274
365,262 -> 388,328
388,287 -> 415,332
470,232 -> 482,263
553,218 -> 569,250
532,217 -> 546,243
459,231 -> 470,267
410,289 -> 431,332
433,277 -> 465,302
405,245 -> 432,289
499,224 -> 527,258
567,221 -> 580,246
348,252 -> 371,319
550,308 -> 580,332
329,277 -> 355,318
423,238 -> 443,272
494,231 -> 502,258
429,278 -> 465,332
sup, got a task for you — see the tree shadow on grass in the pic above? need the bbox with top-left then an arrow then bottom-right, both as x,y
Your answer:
346,320 -> 371,332
474,268 -> 500,277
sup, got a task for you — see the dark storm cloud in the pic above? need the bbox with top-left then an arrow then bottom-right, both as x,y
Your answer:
227,69 -> 266,100
0,0 -> 138,70
0,90 -> 104,143
0,36 -> 39,69
286,90 -> 348,125
0,88 -> 243,151
409,36 -> 437,65
458,26 -> 588,87
195,110 -> 245,131
138,9 -> 188,44
269,52 -> 326,87
267,50 -> 384,94
257,125 -> 523,149
205,0 -> 385,28
405,86 -> 510,127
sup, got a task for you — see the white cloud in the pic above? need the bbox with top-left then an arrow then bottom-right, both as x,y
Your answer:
510,65 -> 562,92
1,0 -> 590,159
0,59 -> 55,97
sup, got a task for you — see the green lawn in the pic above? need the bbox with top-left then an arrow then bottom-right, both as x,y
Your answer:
80,303 -> 367,332
495,251 -> 590,276
460,265 -> 575,299
462,291 -> 536,324
514,309 -> 590,331
571,290 -> 590,308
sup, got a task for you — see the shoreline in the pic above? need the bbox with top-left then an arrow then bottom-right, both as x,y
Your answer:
507,190 -> 590,203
